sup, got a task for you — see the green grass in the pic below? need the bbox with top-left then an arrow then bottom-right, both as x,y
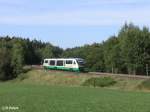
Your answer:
0,69 -> 150,112
0,83 -> 150,112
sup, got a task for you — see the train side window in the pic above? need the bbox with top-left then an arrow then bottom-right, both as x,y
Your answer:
66,60 -> 72,64
57,60 -> 63,66
49,60 -> 55,66
73,61 -> 76,65
44,60 -> 48,63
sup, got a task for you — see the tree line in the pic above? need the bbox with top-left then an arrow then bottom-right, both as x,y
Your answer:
0,23 -> 150,80
0,37 -> 63,80
63,23 -> 150,75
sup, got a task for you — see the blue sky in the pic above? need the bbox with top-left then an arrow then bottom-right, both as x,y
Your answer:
0,0 -> 150,48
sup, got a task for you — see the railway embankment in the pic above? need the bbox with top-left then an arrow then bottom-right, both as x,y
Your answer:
9,68 -> 150,91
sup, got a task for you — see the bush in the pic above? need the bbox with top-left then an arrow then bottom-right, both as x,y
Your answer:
82,77 -> 116,87
138,79 -> 150,90
18,74 -> 28,81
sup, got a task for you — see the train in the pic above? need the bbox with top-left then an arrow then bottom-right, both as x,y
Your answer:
43,58 -> 86,72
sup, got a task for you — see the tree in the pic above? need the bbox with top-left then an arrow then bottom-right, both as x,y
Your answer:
40,44 -> 55,60
85,43 -> 104,71
119,23 -> 149,75
11,41 -> 25,76
0,48 -> 13,80
103,36 -> 122,73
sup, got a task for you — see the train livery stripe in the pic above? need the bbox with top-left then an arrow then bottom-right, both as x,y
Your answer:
44,66 -> 80,72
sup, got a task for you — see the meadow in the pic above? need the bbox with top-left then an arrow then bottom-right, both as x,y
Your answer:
0,70 -> 150,112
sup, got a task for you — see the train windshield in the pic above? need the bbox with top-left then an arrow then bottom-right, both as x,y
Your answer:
77,60 -> 85,66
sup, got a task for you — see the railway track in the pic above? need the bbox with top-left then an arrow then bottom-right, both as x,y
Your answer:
89,72 -> 150,80
30,65 -> 150,79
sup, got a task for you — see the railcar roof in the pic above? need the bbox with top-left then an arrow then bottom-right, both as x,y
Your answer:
44,58 -> 84,60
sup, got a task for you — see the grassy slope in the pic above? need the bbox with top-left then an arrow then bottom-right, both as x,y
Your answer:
0,83 -> 150,112
14,69 -> 90,86
14,69 -> 145,90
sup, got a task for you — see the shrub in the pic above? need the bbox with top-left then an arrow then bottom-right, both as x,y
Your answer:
18,74 -> 28,81
138,79 -> 150,90
82,77 -> 116,87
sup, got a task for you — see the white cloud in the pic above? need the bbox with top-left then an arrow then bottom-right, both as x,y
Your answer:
0,0 -> 149,26
0,7 -> 149,26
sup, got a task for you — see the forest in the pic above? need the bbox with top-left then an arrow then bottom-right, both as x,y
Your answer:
0,23 -> 150,80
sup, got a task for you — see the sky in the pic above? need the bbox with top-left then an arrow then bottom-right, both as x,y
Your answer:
0,0 -> 150,48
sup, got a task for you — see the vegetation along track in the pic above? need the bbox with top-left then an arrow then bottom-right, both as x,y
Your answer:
30,65 -> 150,80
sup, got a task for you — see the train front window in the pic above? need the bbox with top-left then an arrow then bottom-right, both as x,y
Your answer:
77,60 -> 85,66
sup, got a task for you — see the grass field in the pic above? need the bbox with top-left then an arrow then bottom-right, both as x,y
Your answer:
0,83 -> 150,112
0,69 -> 150,112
